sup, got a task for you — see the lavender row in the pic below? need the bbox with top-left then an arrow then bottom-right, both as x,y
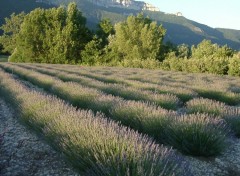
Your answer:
0,63 -> 230,157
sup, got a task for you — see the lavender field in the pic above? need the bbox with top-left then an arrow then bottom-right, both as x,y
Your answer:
1,63 -> 240,175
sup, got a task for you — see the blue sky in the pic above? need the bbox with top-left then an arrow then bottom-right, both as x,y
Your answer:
142,0 -> 240,30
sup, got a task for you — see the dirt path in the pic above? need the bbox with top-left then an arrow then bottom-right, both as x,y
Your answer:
0,99 -> 79,176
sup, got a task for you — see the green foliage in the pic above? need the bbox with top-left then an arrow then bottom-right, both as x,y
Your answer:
108,13 -> 166,63
81,36 -> 103,66
160,54 -> 184,71
0,4 -> 239,76
0,44 -> 3,54
160,40 -> 235,76
204,57 -> 229,75
191,39 -> 234,59
158,40 -> 233,75
96,18 -> 114,46
2,0 -> 240,52
8,3 -> 91,64
0,12 -> 26,54
176,44 -> 191,58
119,57 -> 161,69
180,56 -> 229,75
228,54 -> 240,76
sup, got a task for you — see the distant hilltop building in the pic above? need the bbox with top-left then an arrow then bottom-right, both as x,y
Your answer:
175,12 -> 183,16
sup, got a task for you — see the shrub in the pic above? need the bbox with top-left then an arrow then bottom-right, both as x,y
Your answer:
195,89 -> 240,105
224,113 -> 240,137
120,58 -> 161,69
187,98 -> 240,137
163,113 -> 229,156
186,98 -> 226,116
110,100 -> 175,142
228,55 -> 240,76
102,85 -> 180,110
160,56 -> 184,71
185,58 -> 207,73
204,57 -> 229,75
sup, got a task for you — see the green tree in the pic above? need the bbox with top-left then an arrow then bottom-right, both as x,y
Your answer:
108,13 -> 166,64
191,39 -> 234,59
159,41 -> 177,61
216,44 -> 234,58
228,54 -> 240,76
43,6 -> 68,63
96,18 -> 114,47
9,3 -> 91,63
176,44 -> 191,58
191,40 -> 216,59
81,36 -> 103,65
60,3 -> 91,63
160,52 -> 183,71
10,8 -> 48,62
0,12 -> 26,54
204,57 -> 229,75
0,44 -> 4,54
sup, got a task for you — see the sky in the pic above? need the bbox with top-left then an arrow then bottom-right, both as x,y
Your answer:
143,0 -> 240,30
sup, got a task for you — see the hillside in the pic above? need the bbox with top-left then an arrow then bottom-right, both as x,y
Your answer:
0,0 -> 240,50
0,0 -> 54,34
216,28 -> 240,43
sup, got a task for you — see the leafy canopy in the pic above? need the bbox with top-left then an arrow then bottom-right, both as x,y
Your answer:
108,13 -> 166,62
0,12 -> 26,54
7,3 -> 91,64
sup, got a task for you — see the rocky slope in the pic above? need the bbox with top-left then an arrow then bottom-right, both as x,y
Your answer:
40,0 -> 159,11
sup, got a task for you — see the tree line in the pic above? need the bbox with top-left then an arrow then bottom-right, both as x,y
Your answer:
0,3 -> 240,76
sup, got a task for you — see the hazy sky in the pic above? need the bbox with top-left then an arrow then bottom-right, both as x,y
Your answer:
143,0 -> 240,30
